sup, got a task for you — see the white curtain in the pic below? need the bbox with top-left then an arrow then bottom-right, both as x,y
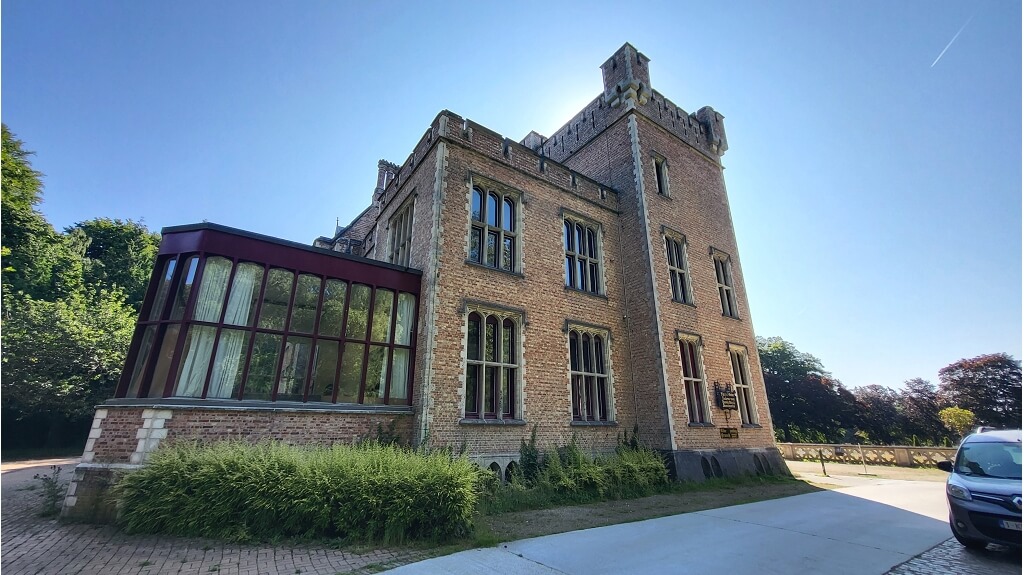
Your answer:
175,258 -> 232,397
390,349 -> 409,401
207,330 -> 246,398
395,293 -> 415,345
224,263 -> 261,326
175,326 -> 217,397
192,257 -> 231,322
207,263 -> 262,398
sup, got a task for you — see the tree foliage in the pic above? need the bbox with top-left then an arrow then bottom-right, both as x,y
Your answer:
852,385 -> 907,445
938,353 -> 1022,429
2,289 -> 135,422
898,378 -> 945,444
1,124 -> 60,299
939,407 -> 975,438
67,218 -> 160,310
758,337 -> 858,443
760,336 -> 1018,446
1,125 -> 158,449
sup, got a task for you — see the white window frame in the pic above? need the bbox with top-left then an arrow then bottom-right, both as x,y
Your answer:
388,197 -> 415,267
678,333 -> 710,424
711,249 -> 739,318
728,343 -> 758,425
567,323 -> 614,422
665,232 -> 693,304
563,212 -> 604,295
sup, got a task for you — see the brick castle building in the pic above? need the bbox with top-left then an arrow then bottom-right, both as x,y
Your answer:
64,44 -> 783,520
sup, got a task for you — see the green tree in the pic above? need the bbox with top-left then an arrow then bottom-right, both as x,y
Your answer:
758,336 -> 858,443
1,289 -> 136,447
938,353 -> 1022,429
898,378 -> 945,445
852,385 -> 908,445
939,406 -> 975,439
1,124 -> 60,299
68,218 -> 160,310
0,126 -> 161,450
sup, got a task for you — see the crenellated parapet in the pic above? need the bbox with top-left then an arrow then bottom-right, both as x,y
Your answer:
365,110 -> 621,218
601,42 -> 652,108
539,43 -> 728,164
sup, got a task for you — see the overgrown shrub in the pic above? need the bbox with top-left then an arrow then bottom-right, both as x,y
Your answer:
113,441 -> 483,544
518,426 -> 542,484
481,434 -> 669,513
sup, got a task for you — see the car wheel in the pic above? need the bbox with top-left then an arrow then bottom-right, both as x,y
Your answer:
950,521 -> 988,550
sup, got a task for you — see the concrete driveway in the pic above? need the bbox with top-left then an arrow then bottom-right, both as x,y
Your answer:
383,480 -> 954,574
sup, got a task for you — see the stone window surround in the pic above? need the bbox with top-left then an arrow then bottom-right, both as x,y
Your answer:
565,320 -> 616,423
460,300 -> 525,422
710,246 -> 739,319
651,151 -> 670,197
727,341 -> 759,426
561,208 -> 606,296
466,174 -> 522,273
663,225 -> 694,306
387,194 -> 416,267
677,331 -> 712,425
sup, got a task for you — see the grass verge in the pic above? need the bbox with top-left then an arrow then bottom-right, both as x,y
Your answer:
472,474 -> 819,544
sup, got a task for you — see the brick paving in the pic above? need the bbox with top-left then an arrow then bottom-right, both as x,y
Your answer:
1,461 -> 428,575
886,538 -> 1021,575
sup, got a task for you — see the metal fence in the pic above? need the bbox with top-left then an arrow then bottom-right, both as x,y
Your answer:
776,443 -> 956,468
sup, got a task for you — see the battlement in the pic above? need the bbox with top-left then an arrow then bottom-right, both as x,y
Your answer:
366,110 -> 621,218
541,45 -> 728,165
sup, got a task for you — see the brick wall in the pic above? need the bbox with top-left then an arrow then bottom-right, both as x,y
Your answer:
421,133 -> 630,455
86,405 -> 414,465
631,112 -> 775,450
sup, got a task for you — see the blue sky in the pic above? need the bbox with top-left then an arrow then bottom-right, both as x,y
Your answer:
3,0 -> 1020,391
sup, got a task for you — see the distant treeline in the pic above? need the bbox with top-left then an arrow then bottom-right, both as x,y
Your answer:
759,336 -> 1021,446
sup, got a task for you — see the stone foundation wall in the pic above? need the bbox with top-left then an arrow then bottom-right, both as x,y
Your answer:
667,447 -> 790,482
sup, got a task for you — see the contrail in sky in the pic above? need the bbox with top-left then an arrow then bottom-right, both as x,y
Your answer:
931,14 -> 975,68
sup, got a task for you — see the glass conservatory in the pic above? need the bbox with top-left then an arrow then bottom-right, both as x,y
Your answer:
115,223 -> 422,407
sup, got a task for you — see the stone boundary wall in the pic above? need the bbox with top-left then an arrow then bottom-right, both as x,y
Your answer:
777,442 -> 956,468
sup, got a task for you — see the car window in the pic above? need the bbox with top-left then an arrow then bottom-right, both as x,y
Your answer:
955,442 -> 1022,479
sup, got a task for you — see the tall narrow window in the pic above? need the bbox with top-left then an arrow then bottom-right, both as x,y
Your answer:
729,344 -> 758,425
654,156 -> 670,196
468,185 -> 517,272
388,198 -> 415,267
713,252 -> 738,318
464,309 -> 519,419
665,235 -> 693,304
564,217 -> 602,294
568,327 -> 612,422
679,336 -> 709,424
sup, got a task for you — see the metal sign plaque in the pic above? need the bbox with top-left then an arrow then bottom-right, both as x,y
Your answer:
716,390 -> 738,410
720,427 -> 739,439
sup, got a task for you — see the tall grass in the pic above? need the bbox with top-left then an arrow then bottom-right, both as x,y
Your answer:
113,441 -> 482,544
480,435 -> 669,514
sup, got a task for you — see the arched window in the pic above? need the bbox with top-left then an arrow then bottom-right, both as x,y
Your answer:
468,185 -> 518,272
465,309 -> 520,420
679,335 -> 708,424
665,234 -> 693,304
568,328 -> 611,422
564,218 -> 603,294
